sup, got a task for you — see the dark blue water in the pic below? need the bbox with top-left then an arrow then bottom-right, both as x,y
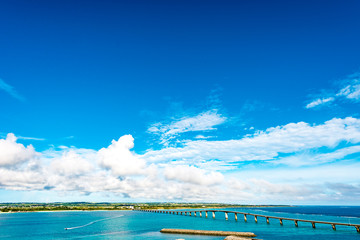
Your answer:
0,206 -> 359,239
255,206 -> 360,218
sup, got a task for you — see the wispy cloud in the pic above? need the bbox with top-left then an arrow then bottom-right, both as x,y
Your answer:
275,145 -> 360,167
143,117 -> 360,164
306,97 -> 335,109
0,78 -> 25,101
0,132 -> 45,141
306,72 -> 360,109
148,110 -> 226,145
17,136 -> 46,141
336,73 -> 360,100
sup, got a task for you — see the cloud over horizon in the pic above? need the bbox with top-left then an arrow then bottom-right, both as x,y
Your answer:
1,116 -> 360,204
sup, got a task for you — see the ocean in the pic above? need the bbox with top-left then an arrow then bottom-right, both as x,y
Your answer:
0,206 -> 359,239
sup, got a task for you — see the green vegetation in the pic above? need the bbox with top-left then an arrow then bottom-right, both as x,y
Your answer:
0,202 -> 288,212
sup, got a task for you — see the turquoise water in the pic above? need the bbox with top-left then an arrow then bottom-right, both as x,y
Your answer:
0,206 -> 359,239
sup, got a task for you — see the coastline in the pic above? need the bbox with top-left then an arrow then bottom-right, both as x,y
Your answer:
0,204 -> 291,213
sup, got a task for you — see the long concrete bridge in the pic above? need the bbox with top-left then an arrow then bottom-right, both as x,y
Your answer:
138,209 -> 360,233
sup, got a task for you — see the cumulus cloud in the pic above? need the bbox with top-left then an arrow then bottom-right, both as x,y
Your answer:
98,135 -> 146,176
164,165 -> 224,185
0,168 -> 45,190
0,133 -> 37,167
148,110 -> 226,145
50,150 -> 94,177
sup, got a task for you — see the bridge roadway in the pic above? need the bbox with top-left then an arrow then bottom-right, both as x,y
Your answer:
138,209 -> 360,233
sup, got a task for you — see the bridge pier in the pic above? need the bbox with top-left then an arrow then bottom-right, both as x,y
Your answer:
149,209 -> 360,234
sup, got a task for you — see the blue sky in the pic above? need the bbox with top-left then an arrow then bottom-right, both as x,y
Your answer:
1,0 -> 360,204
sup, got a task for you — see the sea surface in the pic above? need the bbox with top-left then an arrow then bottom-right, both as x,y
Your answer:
0,206 -> 360,239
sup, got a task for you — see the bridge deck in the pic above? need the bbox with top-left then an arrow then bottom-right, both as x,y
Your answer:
139,209 -> 360,232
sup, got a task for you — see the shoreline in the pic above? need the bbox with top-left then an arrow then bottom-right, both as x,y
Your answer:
0,205 -> 291,213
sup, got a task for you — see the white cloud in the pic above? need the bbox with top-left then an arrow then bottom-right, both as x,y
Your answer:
337,83 -> 360,100
98,135 -> 146,176
143,117 -> 360,164
1,115 -> 360,203
50,150 -> 94,176
305,97 -> 335,109
0,133 -> 37,167
223,162 -> 360,204
0,78 -> 25,101
194,135 -> 213,139
148,110 -> 226,145
164,165 -> 224,185
275,145 -> 360,167
17,136 -> 46,141
306,72 -> 360,108
0,168 -> 45,190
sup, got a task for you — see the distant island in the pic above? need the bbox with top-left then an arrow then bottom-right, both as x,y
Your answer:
0,202 -> 289,212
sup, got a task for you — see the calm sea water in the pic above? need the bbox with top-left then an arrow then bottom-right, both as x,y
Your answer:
0,206 -> 359,239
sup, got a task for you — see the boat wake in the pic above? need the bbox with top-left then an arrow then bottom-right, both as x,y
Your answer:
64,215 -> 124,230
